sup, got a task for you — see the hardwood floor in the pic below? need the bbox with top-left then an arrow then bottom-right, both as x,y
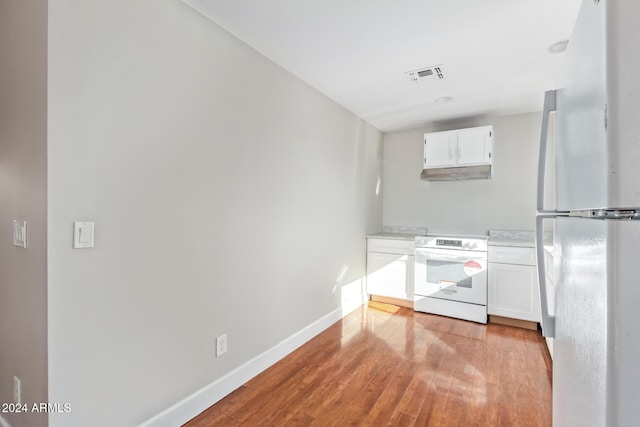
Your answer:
184,302 -> 552,427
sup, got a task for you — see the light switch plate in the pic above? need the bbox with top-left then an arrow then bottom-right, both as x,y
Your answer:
73,221 -> 94,249
13,220 -> 27,248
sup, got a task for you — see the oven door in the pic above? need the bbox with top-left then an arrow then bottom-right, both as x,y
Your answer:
414,248 -> 487,305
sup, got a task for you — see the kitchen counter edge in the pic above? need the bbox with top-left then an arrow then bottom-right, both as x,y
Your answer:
366,232 -> 422,241
488,229 -> 555,255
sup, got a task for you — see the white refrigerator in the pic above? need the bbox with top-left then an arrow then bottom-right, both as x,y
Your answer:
536,1 -> 640,426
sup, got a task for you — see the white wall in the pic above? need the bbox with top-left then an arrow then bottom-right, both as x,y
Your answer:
0,1 -> 49,427
382,112 -> 542,235
47,1 -> 382,426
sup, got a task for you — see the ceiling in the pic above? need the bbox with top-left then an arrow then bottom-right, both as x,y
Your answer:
182,0 -> 582,132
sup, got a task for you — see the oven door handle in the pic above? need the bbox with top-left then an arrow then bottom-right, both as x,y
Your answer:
415,249 -> 486,262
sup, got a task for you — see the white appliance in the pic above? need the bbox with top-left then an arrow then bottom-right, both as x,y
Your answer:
536,1 -> 640,426
414,234 -> 488,323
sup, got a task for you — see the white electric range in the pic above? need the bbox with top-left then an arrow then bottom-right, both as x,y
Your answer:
414,234 -> 489,323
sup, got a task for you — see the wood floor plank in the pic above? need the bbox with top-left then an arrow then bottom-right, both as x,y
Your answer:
390,411 -> 417,427
184,302 -> 552,427
394,368 -> 434,417
359,367 -> 414,425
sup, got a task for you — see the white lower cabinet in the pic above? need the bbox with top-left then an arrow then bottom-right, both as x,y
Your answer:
366,238 -> 415,302
488,246 -> 541,322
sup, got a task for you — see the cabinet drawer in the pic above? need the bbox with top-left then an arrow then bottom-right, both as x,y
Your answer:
367,238 -> 414,255
488,246 -> 536,266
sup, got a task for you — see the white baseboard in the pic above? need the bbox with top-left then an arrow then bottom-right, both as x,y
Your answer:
138,306 -> 346,427
341,293 -> 367,317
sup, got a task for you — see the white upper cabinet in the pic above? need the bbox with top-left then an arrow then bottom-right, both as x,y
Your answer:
424,125 -> 493,169
424,131 -> 456,168
457,126 -> 492,166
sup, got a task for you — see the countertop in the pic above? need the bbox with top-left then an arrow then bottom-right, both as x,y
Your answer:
366,232 -> 419,241
366,226 -> 427,241
488,229 -> 554,254
367,228 -> 555,253
488,230 -> 536,247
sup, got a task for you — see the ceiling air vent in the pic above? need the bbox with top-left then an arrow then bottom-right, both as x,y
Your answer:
406,65 -> 444,84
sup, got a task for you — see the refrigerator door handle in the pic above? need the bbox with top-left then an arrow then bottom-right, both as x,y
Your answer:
537,90 -> 558,213
535,89 -> 571,338
535,214 -> 556,338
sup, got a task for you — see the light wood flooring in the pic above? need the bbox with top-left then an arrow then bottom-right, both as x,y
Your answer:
185,302 -> 552,426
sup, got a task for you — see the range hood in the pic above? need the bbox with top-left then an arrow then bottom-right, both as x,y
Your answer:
420,165 -> 492,181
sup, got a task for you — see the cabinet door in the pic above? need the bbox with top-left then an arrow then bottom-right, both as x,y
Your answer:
424,131 -> 456,168
488,263 -> 541,322
457,127 -> 492,166
366,252 -> 411,300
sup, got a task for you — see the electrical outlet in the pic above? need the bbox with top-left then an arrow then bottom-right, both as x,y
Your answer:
216,334 -> 227,357
13,376 -> 21,405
